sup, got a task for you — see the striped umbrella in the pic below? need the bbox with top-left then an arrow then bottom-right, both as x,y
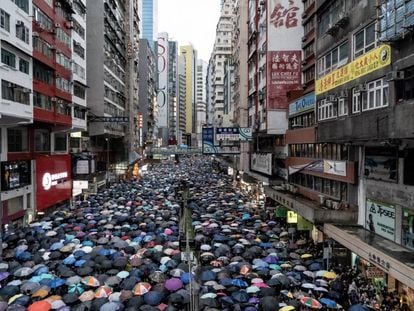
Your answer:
133,282 -> 151,296
81,276 -> 100,287
300,297 -> 322,309
94,286 -> 112,298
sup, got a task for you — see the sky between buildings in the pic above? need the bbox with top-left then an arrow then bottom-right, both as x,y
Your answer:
158,0 -> 221,61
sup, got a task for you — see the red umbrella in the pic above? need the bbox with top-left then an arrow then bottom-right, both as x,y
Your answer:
300,296 -> 323,309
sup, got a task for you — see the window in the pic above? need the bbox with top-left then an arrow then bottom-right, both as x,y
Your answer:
57,101 -> 71,116
54,133 -> 67,152
0,9 -> 10,32
33,37 -> 53,59
338,98 -> 348,116
14,0 -> 29,13
304,66 -> 315,84
33,92 -> 52,110
318,99 -> 337,121
72,19 -> 85,39
1,80 -> 30,105
35,129 -> 50,151
354,23 -> 377,58
73,40 -> 85,59
318,0 -> 347,35
1,48 -> 16,67
73,83 -> 86,99
56,53 -> 71,70
8,127 -> 28,152
33,62 -> 53,84
352,88 -> 362,113
33,6 -> 53,32
16,23 -> 29,44
56,77 -> 71,93
56,28 -> 71,49
73,62 -> 86,79
317,41 -> 348,78
19,58 -> 29,74
363,78 -> 388,111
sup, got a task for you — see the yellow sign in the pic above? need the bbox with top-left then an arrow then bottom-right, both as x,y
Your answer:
316,45 -> 391,95
287,211 -> 298,224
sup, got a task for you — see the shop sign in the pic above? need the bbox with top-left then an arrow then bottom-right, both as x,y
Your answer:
316,45 -> 391,95
251,153 -> 273,175
289,92 -> 315,116
364,147 -> 398,183
297,215 -> 313,230
323,160 -> 346,177
202,127 -> 252,155
1,160 -> 31,191
366,266 -> 385,279
42,172 -> 68,190
366,199 -> 396,241
287,210 -> 298,223
73,180 -> 88,197
368,252 -> 391,271
76,160 -> 89,175
275,206 -> 287,217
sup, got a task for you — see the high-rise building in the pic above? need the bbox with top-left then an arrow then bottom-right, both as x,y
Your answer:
86,0 -> 139,185
210,0 -> 234,127
177,54 -> 187,145
168,41 -> 179,144
179,44 -> 197,146
138,39 -> 157,146
139,0 -> 158,42
206,58 -> 215,126
195,59 -> 207,147
156,32 -> 169,145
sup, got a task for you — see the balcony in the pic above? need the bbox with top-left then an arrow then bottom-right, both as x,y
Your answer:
265,186 -> 357,224
34,107 -> 72,128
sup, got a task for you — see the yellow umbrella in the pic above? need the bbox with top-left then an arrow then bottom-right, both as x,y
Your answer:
279,306 -> 295,311
301,253 -> 313,259
323,271 -> 337,279
8,294 -> 23,305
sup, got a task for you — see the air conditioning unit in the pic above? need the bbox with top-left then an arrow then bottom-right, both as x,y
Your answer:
326,95 -> 336,101
302,36 -> 307,42
354,84 -> 366,93
55,23 -> 61,28
65,21 -> 73,29
339,90 -> 348,98
51,97 -> 58,102
32,32 -> 40,37
332,201 -> 340,210
302,60 -> 307,66
260,0 -> 265,5
22,88 -> 31,93
386,70 -> 405,81
302,12 -> 308,19
16,21 -> 24,27
7,83 -> 14,88
325,199 -> 333,208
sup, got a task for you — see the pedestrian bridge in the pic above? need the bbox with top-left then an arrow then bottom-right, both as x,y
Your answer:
147,147 -> 203,155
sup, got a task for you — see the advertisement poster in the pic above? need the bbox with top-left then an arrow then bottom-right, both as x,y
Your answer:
1,160 -> 31,191
157,33 -> 169,128
323,160 -> 347,177
364,147 -> 398,183
366,199 -> 396,241
267,0 -> 303,110
36,155 -> 72,211
289,92 -> 315,116
202,127 -> 252,154
251,153 -> 273,175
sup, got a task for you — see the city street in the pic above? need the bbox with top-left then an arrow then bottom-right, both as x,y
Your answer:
0,156 -> 399,310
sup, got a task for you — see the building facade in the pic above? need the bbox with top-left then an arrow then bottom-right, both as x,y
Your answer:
177,54 -> 187,145
195,59 -> 207,147
139,0 -> 157,43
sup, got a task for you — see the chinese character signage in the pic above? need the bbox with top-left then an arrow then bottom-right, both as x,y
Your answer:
289,92 -> 315,116
316,45 -> 391,95
287,210 -> 298,224
267,0 -> 303,110
366,199 -> 396,241
202,127 -> 252,154
157,32 -> 169,127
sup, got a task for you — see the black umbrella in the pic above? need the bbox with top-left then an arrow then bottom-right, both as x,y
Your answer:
259,296 -> 279,311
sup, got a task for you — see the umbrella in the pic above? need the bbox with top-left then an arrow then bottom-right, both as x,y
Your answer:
293,265 -> 307,272
165,278 -> 183,292
279,307 -> 295,311
246,286 -> 260,294
315,270 -> 328,277
280,290 -> 294,299
82,276 -> 100,287
14,267 -> 34,277
231,290 -> 250,303
134,282 -> 152,296
79,290 -> 95,302
323,271 -> 337,279
231,279 -> 248,288
314,287 -> 328,293
319,298 -> 338,308
143,291 -> 163,306
68,283 -> 85,295
301,283 -> 316,289
300,297 -> 322,309
95,286 -> 112,298
347,305 -> 371,311
28,301 -> 51,311
200,293 -> 217,299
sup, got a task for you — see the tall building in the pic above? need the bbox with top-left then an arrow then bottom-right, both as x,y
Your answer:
139,0 -> 158,42
179,44 -> 197,146
156,32 -> 169,145
177,54 -> 187,145
138,39 -> 157,146
232,0 -> 249,173
210,0 -> 234,127
86,0 -> 139,185
206,58 -> 215,126
168,40 -> 179,144
195,59 -> 207,147
0,0 -> 34,224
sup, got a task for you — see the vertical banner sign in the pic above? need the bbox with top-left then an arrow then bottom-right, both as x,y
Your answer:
267,0 -> 303,110
366,199 -> 396,241
157,33 -> 169,127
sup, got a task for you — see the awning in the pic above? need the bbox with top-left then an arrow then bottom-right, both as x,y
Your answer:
324,224 -> 414,289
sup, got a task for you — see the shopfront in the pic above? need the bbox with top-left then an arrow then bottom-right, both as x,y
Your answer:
36,155 -> 72,212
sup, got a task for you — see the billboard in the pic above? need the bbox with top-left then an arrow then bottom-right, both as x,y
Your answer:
366,199 -> 396,241
289,92 -> 315,116
36,155 -> 72,211
267,0 -> 303,110
316,45 -> 391,95
1,160 -> 31,191
202,127 -> 252,154
157,33 -> 169,127
364,147 -> 397,183
251,153 -> 273,175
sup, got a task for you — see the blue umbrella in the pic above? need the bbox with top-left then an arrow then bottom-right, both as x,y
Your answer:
68,283 -> 84,295
16,251 -> 32,261
320,298 -> 338,308
50,242 -> 64,251
219,278 -> 233,286
143,291 -> 163,306
231,279 -> 248,288
98,249 -> 112,256
263,255 -> 278,264
181,272 -> 195,284
201,270 -> 216,282
73,250 -> 86,259
259,242 -> 273,249
231,291 -> 250,303
49,278 -> 65,289
74,259 -> 87,267
309,262 -> 322,271
63,256 -> 76,265
348,304 -> 371,311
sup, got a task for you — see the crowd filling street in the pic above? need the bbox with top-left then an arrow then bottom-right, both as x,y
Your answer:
0,156 -> 409,311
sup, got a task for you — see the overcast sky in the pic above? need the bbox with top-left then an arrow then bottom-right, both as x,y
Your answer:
158,0 -> 221,61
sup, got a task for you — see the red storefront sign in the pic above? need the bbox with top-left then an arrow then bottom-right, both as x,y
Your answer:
267,50 -> 302,110
36,154 -> 72,211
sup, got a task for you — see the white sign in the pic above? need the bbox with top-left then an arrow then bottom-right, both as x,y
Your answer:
267,0 -> 304,51
76,160 -> 89,175
157,32 -> 169,128
73,180 -> 88,197
251,153 -> 272,175
366,199 -> 396,241
323,160 -> 347,177
42,172 -> 68,190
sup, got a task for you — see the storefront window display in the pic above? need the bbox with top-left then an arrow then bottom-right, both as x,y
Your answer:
402,208 -> 414,250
